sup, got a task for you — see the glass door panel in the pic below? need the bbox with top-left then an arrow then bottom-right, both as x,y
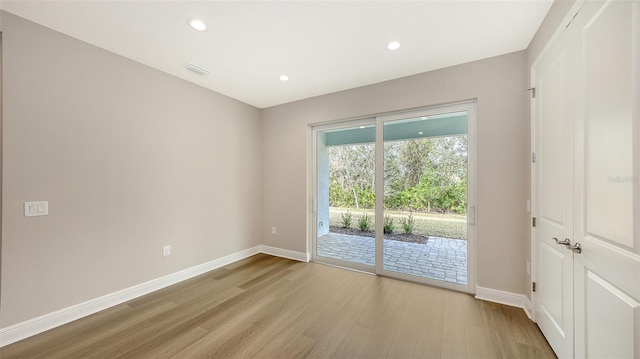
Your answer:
381,111 -> 469,286
313,122 -> 376,271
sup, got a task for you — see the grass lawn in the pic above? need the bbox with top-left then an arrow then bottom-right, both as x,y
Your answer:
329,207 -> 467,239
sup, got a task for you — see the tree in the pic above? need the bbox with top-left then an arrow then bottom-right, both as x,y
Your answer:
328,144 -> 375,208
327,135 -> 468,213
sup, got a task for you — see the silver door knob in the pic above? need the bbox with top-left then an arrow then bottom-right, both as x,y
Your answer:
567,242 -> 582,254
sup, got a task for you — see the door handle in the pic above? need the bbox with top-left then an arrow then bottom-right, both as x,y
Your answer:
553,237 -> 571,246
567,242 -> 582,254
552,237 -> 582,253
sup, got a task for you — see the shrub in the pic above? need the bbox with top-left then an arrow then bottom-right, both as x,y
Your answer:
340,211 -> 353,228
383,214 -> 395,234
357,213 -> 373,231
400,212 -> 416,234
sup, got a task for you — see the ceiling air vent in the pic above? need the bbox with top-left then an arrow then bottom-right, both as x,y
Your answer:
185,63 -> 210,76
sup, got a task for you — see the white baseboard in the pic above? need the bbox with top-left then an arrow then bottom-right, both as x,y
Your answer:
259,245 -> 309,262
0,245 -> 268,347
0,245 -> 310,347
475,285 -> 533,319
523,300 -> 533,320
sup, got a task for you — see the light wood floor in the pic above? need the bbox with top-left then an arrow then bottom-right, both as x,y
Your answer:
1,254 -> 556,358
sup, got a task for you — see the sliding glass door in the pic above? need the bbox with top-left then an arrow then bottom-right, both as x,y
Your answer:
312,119 -> 377,272
311,102 -> 475,292
378,108 -> 472,289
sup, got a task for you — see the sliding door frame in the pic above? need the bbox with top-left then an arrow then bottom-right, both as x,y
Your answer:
375,101 -> 476,294
309,117 -> 377,273
308,101 -> 477,294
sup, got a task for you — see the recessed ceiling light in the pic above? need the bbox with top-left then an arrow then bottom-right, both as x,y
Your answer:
360,126 -> 365,129
418,131 -> 424,135
279,75 -> 289,82
421,116 -> 427,120
188,19 -> 207,31
387,41 -> 401,51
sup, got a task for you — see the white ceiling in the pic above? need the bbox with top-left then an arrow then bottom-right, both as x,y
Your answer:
0,1 -> 553,109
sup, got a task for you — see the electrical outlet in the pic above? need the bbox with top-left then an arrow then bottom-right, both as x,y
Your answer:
163,245 -> 171,256
271,226 -> 277,235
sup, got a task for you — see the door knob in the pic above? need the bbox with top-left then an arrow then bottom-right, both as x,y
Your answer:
552,237 -> 582,253
553,237 -> 571,246
567,242 -> 582,254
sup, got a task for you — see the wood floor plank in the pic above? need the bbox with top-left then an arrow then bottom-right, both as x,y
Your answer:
0,255 -> 557,359
230,293 -> 317,358
413,286 -> 445,359
501,304 -> 551,350
489,328 -> 522,359
514,341 -> 558,359
358,281 -> 412,358
146,285 -> 245,329
302,273 -> 363,340
441,338 -> 469,359
386,286 -> 426,358
305,303 -> 365,358
132,326 -> 209,359
0,304 -> 131,358
355,277 -> 398,330
461,291 -> 487,328
465,323 -> 498,358
35,301 -> 176,359
169,321 -> 258,359
332,324 -> 373,359
442,290 -> 467,346
256,332 -> 317,359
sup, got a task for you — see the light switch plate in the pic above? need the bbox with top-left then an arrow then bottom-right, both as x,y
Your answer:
24,201 -> 48,217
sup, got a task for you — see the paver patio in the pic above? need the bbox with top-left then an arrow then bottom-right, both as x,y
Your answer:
317,232 -> 467,285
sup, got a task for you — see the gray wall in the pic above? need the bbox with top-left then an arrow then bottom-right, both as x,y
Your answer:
0,12 -> 262,327
261,51 -> 530,295
527,0 -> 577,67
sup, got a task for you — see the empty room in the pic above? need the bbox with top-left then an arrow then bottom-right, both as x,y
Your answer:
0,1 -> 638,358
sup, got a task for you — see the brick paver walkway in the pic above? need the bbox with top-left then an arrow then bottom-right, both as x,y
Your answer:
317,232 -> 467,285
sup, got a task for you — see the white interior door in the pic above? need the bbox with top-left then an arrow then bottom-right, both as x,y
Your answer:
572,1 -> 640,357
533,24 -> 574,359
534,1 -> 640,358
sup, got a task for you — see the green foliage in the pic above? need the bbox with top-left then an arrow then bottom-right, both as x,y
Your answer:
400,212 -> 416,234
327,144 -> 375,209
383,214 -> 395,234
357,213 -> 373,231
385,175 -> 467,214
329,136 -> 468,214
357,188 -> 376,209
329,184 -> 375,209
340,211 -> 353,228
329,209 -> 467,239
